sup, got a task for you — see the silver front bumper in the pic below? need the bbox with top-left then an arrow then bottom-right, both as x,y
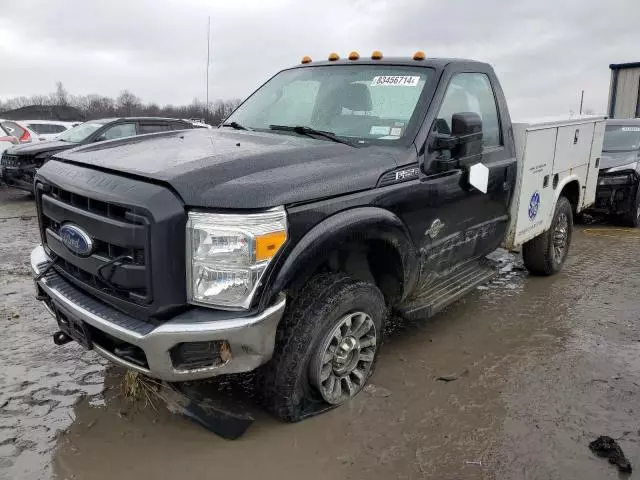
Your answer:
31,245 -> 286,381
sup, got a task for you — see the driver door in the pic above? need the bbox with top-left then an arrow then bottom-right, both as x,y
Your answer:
410,70 -> 515,287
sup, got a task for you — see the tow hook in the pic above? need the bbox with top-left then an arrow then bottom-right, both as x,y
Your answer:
53,331 -> 73,346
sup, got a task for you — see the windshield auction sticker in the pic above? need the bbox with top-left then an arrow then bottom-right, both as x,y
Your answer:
371,76 -> 420,87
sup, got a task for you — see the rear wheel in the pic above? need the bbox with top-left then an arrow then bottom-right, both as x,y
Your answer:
523,196 -> 573,276
260,272 -> 386,422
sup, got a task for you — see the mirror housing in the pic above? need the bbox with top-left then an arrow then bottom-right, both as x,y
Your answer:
434,133 -> 458,150
451,112 -> 482,144
451,112 -> 483,167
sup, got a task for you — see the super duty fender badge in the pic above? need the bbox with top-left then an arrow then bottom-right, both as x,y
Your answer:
425,218 -> 445,239
395,167 -> 419,181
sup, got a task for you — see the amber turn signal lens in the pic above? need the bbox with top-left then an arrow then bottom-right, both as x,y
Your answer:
371,50 -> 383,60
255,231 -> 287,262
348,51 -> 360,60
301,55 -> 312,64
413,50 -> 426,60
328,52 -> 340,61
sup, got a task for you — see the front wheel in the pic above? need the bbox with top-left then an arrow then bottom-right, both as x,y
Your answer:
259,272 -> 386,422
522,196 -> 573,276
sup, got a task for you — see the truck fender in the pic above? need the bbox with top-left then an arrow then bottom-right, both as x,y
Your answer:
546,173 -> 582,230
262,207 -> 419,308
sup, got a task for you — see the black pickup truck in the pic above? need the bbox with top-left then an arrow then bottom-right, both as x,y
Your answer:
30,52 -> 579,422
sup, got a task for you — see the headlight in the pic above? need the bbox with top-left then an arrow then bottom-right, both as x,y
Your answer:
599,175 -> 631,186
186,207 -> 287,309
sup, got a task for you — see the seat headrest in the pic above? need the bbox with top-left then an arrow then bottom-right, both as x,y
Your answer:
337,83 -> 372,112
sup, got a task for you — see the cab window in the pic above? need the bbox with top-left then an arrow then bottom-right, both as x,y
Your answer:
139,123 -> 169,134
437,73 -> 501,148
97,123 -> 137,141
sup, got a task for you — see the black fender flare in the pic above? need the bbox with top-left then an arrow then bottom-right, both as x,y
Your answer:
260,207 -> 419,308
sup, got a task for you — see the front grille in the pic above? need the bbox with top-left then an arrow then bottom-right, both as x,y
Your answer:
1,153 -> 25,167
38,183 -> 151,305
48,185 -> 132,223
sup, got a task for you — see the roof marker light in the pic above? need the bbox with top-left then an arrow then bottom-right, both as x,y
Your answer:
348,51 -> 360,60
413,50 -> 426,60
328,52 -> 340,61
371,50 -> 383,60
301,55 -> 312,64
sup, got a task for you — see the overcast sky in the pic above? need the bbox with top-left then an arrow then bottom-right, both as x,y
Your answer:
1,0 -> 639,119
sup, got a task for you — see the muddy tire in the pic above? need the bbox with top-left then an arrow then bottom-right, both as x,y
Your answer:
523,196 -> 573,276
259,272 -> 386,422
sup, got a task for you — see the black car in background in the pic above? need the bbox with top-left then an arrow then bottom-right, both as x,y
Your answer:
590,119 -> 640,227
0,117 -> 196,193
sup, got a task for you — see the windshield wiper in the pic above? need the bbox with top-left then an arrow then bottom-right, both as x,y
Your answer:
269,125 -> 354,146
221,121 -> 250,131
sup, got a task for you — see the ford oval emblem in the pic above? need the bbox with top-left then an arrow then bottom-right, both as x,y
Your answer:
59,224 -> 94,257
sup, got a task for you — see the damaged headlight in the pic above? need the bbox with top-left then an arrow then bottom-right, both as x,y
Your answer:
186,208 -> 287,309
599,175 -> 631,185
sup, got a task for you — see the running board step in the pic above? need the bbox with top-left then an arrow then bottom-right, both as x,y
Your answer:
396,260 -> 497,320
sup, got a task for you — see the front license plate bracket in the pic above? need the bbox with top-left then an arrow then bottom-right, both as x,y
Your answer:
54,305 -> 93,350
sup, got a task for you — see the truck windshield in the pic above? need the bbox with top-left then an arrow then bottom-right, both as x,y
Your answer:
603,125 -> 640,152
225,65 -> 432,143
57,122 -> 103,143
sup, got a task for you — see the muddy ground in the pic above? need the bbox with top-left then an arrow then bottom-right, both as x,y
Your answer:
1,184 -> 639,480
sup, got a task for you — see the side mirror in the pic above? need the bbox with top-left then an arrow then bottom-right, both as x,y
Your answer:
451,112 -> 482,144
434,133 -> 458,150
452,112 -> 483,167
94,135 -> 107,143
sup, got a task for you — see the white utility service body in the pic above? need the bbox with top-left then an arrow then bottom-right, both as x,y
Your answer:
502,116 -> 606,249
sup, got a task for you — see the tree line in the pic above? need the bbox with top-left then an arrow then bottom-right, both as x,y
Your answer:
0,82 -> 241,125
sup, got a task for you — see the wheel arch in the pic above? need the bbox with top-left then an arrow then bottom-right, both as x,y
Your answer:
546,175 -> 581,230
261,207 -> 419,308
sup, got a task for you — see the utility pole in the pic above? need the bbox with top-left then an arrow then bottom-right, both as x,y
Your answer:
206,16 -> 211,113
579,90 -> 584,115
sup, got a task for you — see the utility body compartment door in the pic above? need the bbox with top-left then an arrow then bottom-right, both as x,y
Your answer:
507,125 -> 556,246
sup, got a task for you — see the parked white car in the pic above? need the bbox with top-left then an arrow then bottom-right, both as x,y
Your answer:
18,120 -> 77,141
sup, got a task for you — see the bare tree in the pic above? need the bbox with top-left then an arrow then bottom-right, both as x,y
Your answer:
54,81 -> 69,106
116,90 -> 142,116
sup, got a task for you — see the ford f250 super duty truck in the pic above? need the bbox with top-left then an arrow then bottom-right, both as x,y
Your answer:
30,51 -> 605,422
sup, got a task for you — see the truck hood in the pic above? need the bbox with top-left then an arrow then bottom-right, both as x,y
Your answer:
600,150 -> 639,170
7,139 -> 75,158
52,129 -> 399,208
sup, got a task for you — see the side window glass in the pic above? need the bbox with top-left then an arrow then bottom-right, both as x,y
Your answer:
437,73 -> 501,148
100,123 -> 137,141
170,122 -> 190,131
139,123 -> 169,134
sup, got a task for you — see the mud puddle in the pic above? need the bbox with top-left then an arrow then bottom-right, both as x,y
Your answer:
1,184 -> 639,479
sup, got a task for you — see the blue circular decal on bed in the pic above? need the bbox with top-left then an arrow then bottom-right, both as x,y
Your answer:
528,191 -> 540,221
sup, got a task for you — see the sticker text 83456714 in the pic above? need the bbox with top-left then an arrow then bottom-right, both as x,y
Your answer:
371,76 -> 420,87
